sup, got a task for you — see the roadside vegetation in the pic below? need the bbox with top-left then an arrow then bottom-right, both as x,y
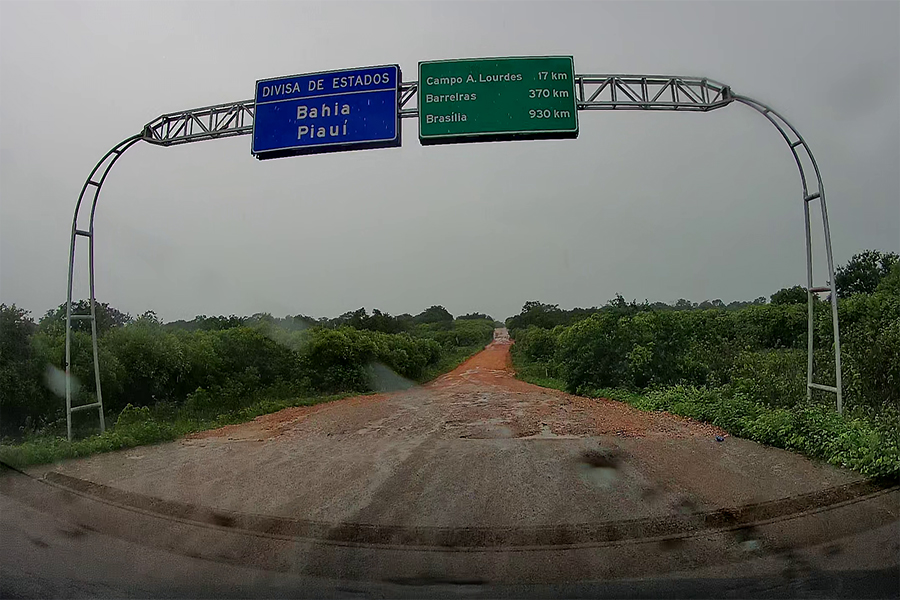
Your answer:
508,250 -> 900,478
0,304 -> 494,466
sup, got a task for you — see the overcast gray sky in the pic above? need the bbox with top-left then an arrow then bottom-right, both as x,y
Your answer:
1,1 -> 898,323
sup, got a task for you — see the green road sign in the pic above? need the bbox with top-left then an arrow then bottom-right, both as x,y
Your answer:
418,56 -> 578,145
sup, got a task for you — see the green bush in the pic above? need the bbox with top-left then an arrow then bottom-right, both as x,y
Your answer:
299,327 -> 376,392
556,312 -> 629,393
834,292 -> 900,410
115,403 -> 153,428
292,325 -> 457,393
414,305 -> 454,325
512,326 -> 559,362
102,319 -> 186,410
604,385 -> 898,478
410,318 -> 493,351
730,349 -> 807,408
509,250 -> 899,478
1,309 -> 496,441
175,330 -> 227,395
447,319 -> 495,347
770,285 -> 808,306
876,262 -> 900,297
553,310 -> 739,392
732,304 -> 806,350
0,302 -> 498,450
835,250 -> 899,298
212,327 -> 297,389
182,387 -> 220,416
519,297 -> 890,414
0,305 -> 50,435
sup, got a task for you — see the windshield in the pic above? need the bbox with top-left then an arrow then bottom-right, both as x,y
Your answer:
1,1 -> 898,598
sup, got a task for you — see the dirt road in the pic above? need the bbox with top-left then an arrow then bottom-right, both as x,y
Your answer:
3,328 -> 898,594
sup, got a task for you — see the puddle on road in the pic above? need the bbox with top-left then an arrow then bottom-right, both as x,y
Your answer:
576,448 -> 621,490
457,417 -> 515,439
459,426 -> 515,439
518,422 -> 582,440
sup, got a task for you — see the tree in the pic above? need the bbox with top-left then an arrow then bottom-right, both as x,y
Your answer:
457,312 -> 492,321
649,302 -> 674,311
607,294 -> 628,310
395,313 -> 415,329
38,300 -> 132,336
674,299 -> 696,311
603,294 -> 646,317
0,304 -> 54,436
506,301 -> 566,330
164,315 -> 246,332
770,285 -> 808,305
0,304 -> 36,364
291,314 -> 319,329
136,310 -> 161,325
875,262 -> 900,297
322,308 -> 409,333
368,309 -> 409,333
247,312 -> 276,326
343,308 -> 370,330
696,299 -> 726,310
414,305 -> 454,325
835,250 -> 899,298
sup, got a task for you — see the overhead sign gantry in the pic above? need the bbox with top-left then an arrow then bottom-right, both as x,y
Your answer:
63,56 -> 844,441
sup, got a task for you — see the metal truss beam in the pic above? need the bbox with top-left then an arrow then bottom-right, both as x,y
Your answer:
576,75 -> 732,111
400,81 -> 418,118
142,75 -> 733,145
143,100 -> 255,146
65,73 -> 841,440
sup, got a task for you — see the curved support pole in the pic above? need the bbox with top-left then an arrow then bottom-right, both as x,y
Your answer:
65,134 -> 143,441
732,95 -> 842,414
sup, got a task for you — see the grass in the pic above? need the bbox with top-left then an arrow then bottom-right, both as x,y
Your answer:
0,344 -> 488,469
510,356 -> 567,392
510,352 -> 900,479
0,393 -> 352,469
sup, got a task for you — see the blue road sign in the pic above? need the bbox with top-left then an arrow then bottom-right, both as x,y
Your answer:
252,65 -> 401,159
